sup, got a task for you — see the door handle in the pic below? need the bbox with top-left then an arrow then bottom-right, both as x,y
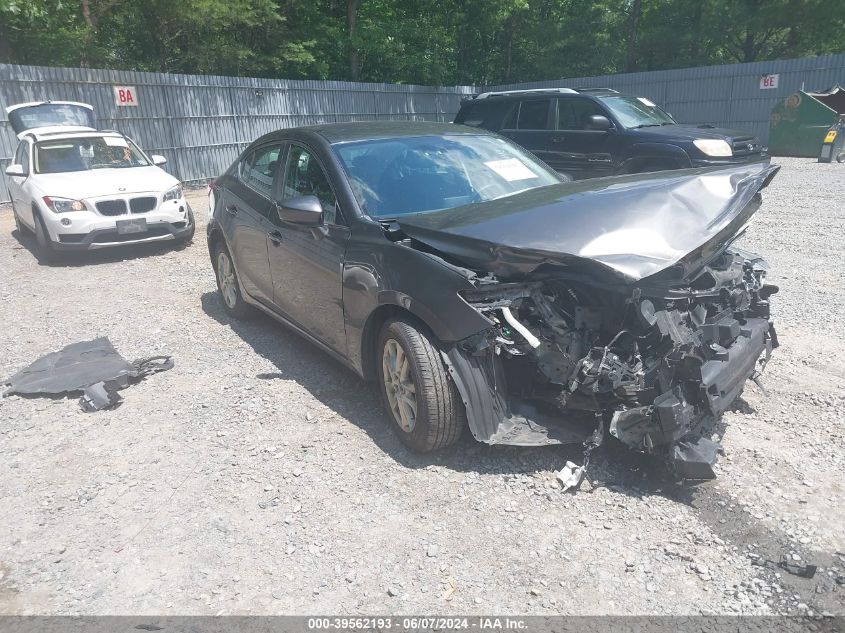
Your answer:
268,229 -> 283,246
551,137 -> 566,143
225,205 -> 239,216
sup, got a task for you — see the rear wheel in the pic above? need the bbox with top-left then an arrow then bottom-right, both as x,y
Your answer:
213,240 -> 252,319
377,318 -> 464,452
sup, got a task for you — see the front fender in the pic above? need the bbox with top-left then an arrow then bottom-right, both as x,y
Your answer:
342,222 -> 492,374
619,142 -> 692,173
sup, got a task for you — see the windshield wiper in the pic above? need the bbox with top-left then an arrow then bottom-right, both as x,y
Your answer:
632,123 -> 662,129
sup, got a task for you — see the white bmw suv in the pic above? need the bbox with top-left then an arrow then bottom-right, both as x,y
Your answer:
5,101 -> 194,261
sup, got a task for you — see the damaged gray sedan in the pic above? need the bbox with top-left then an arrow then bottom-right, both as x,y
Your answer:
207,122 -> 779,478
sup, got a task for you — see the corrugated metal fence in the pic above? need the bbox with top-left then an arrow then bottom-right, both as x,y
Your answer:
489,53 -> 845,145
0,64 -> 475,202
3,54 -> 844,202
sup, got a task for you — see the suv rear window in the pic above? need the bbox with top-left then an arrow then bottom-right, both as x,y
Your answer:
454,101 -> 505,129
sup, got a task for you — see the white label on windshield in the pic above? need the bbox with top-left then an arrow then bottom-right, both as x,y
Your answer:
79,145 -> 94,158
484,158 -> 537,181
104,136 -> 129,147
637,97 -> 656,107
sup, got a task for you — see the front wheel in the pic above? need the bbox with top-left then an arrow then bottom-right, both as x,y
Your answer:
377,318 -> 464,452
175,204 -> 196,247
33,212 -> 58,263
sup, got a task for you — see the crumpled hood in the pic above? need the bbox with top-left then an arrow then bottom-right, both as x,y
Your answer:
33,166 -> 179,199
397,161 -> 779,282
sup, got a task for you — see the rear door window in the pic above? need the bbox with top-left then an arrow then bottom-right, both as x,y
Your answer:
239,145 -> 282,198
517,99 -> 552,130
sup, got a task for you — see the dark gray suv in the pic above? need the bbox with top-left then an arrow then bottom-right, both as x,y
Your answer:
454,88 -> 768,180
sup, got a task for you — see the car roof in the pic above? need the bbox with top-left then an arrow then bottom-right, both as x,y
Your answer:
463,88 -> 623,102
280,121 -> 485,144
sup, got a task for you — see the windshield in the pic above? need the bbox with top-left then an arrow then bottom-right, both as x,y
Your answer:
333,134 -> 561,218
34,136 -> 150,174
599,95 -> 675,128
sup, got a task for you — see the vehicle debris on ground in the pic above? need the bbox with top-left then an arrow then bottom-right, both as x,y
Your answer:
2,337 -> 173,411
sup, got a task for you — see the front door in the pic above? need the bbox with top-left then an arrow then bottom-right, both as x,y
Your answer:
553,97 -> 615,179
221,143 -> 283,304
267,143 -> 350,355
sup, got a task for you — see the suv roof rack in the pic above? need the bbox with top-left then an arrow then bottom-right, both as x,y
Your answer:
572,87 -> 619,93
474,88 -> 578,99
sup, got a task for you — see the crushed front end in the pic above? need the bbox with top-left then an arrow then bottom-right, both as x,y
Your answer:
446,248 -> 778,479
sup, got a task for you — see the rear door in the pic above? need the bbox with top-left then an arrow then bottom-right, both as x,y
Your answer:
497,98 -> 556,165
267,142 -> 350,355
219,143 -> 283,304
553,97 -> 615,178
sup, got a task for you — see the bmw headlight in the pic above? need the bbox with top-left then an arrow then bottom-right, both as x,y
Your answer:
163,184 -> 183,202
42,196 -> 85,213
693,139 -> 733,157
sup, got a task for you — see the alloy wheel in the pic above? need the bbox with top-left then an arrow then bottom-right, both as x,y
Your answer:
217,251 -> 238,309
382,338 -> 418,432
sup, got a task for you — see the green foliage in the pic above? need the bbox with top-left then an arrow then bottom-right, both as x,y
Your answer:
1,0 -> 842,84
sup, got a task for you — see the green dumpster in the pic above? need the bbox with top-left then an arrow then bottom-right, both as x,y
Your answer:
769,86 -> 845,157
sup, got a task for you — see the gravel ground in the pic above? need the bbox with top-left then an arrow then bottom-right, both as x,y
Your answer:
0,158 -> 842,617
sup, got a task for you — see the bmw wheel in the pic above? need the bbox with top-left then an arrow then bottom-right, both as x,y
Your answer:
213,241 -> 252,319
33,212 -> 58,263
377,318 -> 464,452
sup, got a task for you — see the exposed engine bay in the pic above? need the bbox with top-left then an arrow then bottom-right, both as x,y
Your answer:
445,248 -> 778,479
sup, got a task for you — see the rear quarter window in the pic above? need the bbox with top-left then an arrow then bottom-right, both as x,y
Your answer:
455,100 -> 513,131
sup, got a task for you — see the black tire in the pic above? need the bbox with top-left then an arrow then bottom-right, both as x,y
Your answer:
377,318 -> 465,452
175,204 -> 196,247
32,211 -> 58,263
212,240 -> 252,319
12,208 -> 29,235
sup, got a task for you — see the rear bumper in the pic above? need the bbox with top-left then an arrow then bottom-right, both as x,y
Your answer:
52,220 -> 192,250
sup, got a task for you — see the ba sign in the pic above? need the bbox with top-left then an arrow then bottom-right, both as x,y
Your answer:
114,86 -> 138,106
759,74 -> 779,90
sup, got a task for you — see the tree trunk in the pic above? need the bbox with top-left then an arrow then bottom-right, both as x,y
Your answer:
80,0 -> 95,67
0,23 -> 12,63
347,0 -> 361,80
625,0 -> 642,72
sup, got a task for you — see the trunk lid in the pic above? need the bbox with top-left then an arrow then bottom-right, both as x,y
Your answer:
7,101 -> 96,135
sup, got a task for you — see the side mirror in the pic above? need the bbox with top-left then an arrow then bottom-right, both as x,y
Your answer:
276,195 -> 322,226
5,164 -> 25,177
586,115 -> 612,131
151,154 -> 167,166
